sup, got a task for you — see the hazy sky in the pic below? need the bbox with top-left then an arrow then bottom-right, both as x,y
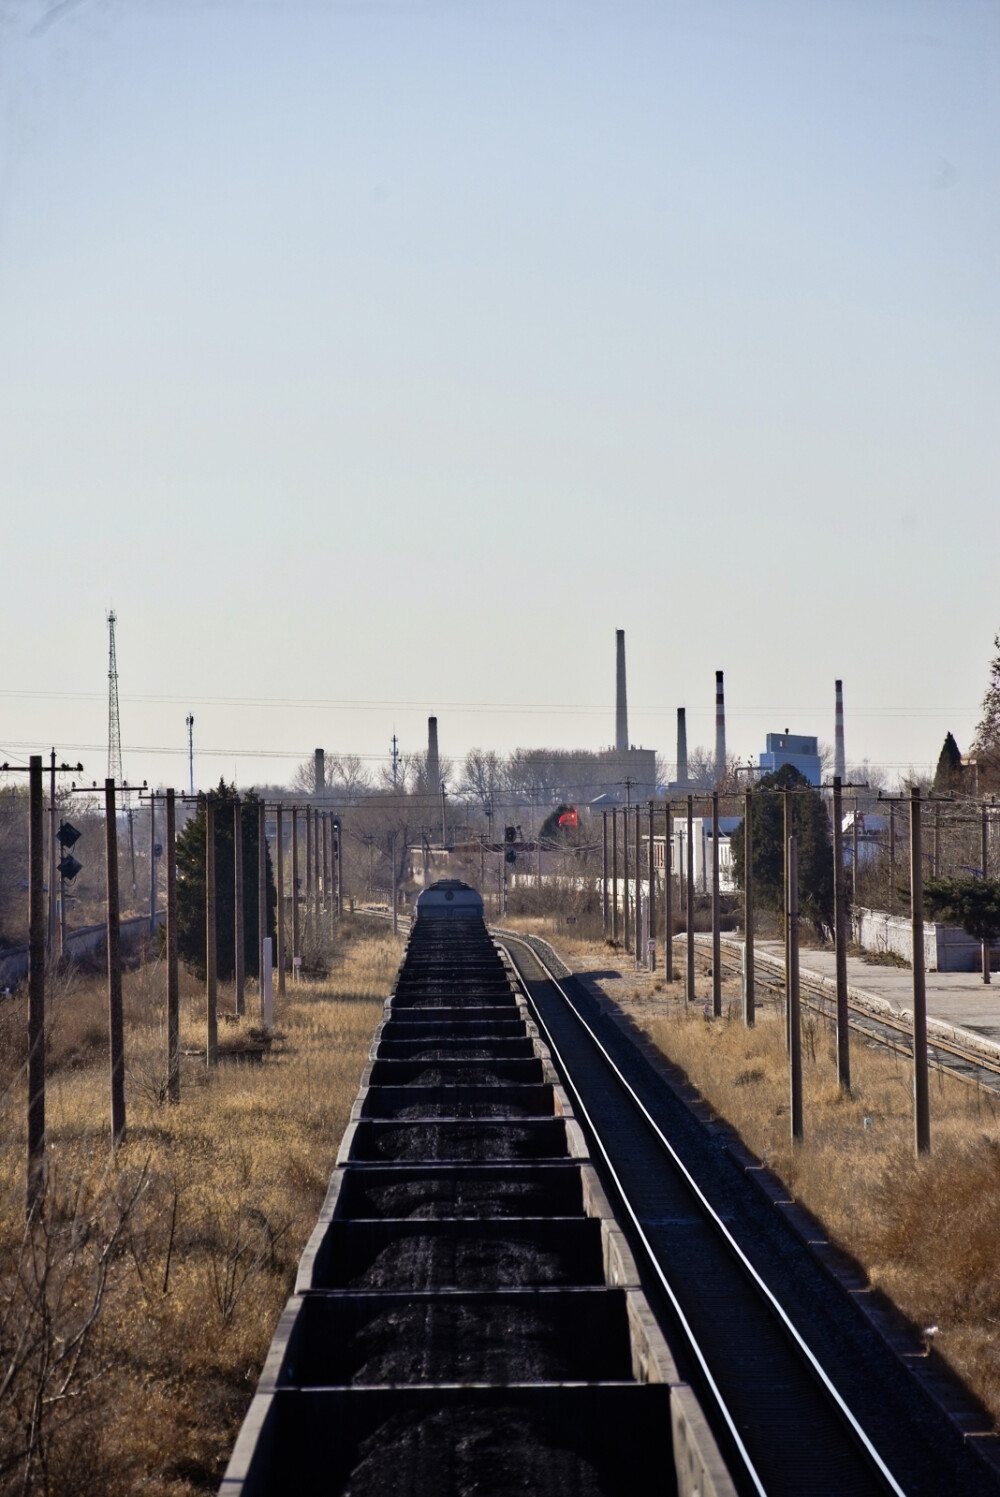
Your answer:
1,0 -> 997,791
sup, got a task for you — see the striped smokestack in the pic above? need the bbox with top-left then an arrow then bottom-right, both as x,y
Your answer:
676,708 -> 688,784
714,670 -> 726,782
834,680 -> 846,783
427,717 -> 440,790
615,630 -> 629,752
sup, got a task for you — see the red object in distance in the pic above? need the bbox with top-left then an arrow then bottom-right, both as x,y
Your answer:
558,808 -> 578,827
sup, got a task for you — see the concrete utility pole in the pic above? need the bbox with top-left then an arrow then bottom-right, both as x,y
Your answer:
635,805 -> 642,962
664,801 -> 673,981
28,757 -> 46,1213
275,806 -> 286,997
832,778 -> 850,1089
234,797 -> 245,1017
743,789 -> 754,1026
932,803 -> 940,878
686,795 -> 695,1005
106,778 -> 126,1141
291,806 -> 300,978
166,789 -> 179,1103
441,782 -> 447,849
711,791 -> 721,1016
647,801 -> 655,970
889,802 -> 896,914
788,836 -> 803,1143
205,795 -> 218,1066
910,788 -> 931,1155
611,810 -> 619,943
187,713 -> 195,796
983,807 -> 992,985
602,811 -> 609,938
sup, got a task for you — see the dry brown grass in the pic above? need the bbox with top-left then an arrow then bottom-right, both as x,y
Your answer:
0,916 -> 398,1496
504,915 -> 1000,1431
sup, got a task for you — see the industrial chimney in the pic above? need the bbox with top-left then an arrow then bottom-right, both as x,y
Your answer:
314,748 -> 325,796
615,630 -> 629,752
714,670 -> 726,783
834,680 -> 846,783
676,708 -> 689,785
427,717 -> 440,790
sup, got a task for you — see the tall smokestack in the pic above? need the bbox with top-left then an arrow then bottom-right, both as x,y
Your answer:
314,748 -> 325,795
676,708 -> 688,785
615,630 -> 629,752
714,670 -> 726,783
427,717 -> 440,790
834,680 -> 846,783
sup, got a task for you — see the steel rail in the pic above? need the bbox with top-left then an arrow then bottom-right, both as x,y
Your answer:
707,943 -> 1000,1092
499,931 -> 907,1497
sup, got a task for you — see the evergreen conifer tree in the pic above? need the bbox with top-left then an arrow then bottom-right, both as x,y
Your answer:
729,764 -> 835,937
175,782 -> 276,980
932,732 -> 963,794
972,631 -> 1000,787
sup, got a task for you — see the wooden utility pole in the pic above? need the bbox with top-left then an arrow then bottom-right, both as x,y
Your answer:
275,806 -> 286,997
28,757 -> 46,1212
788,836 -> 803,1143
784,788 -> 792,1049
314,806 -> 321,917
686,795 -> 695,1005
889,802 -> 896,913
743,788 -> 754,1027
166,789 -> 179,1103
851,798 -> 859,902
336,820 -> 343,917
611,811 -> 619,944
932,803 -> 940,878
602,811 -> 609,939
106,778 -> 127,1141
234,797 -> 245,1017
322,811 -> 330,916
711,790 -> 721,1016
983,806 -> 992,985
832,777 -> 850,1089
291,806 -> 300,979
205,795 -> 218,1066
441,782 -> 447,848
258,802 -> 268,1010
647,801 -> 656,969
391,832 -> 398,936
664,802 -> 673,981
148,793 -> 157,935
46,749 -> 57,955
910,788 -> 931,1155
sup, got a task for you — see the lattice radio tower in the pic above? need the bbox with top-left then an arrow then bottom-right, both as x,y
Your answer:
107,612 -> 123,787
107,611 -> 136,892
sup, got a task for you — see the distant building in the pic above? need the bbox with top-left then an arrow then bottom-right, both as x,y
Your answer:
759,732 -> 821,786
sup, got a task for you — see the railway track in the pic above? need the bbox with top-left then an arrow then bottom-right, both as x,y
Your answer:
701,938 -> 1000,1096
499,928 -> 1000,1497
221,893 -> 734,1496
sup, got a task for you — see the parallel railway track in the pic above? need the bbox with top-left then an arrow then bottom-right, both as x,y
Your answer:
499,928 -> 1000,1497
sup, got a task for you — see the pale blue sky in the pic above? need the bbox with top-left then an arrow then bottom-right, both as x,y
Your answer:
1,0 -> 997,789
